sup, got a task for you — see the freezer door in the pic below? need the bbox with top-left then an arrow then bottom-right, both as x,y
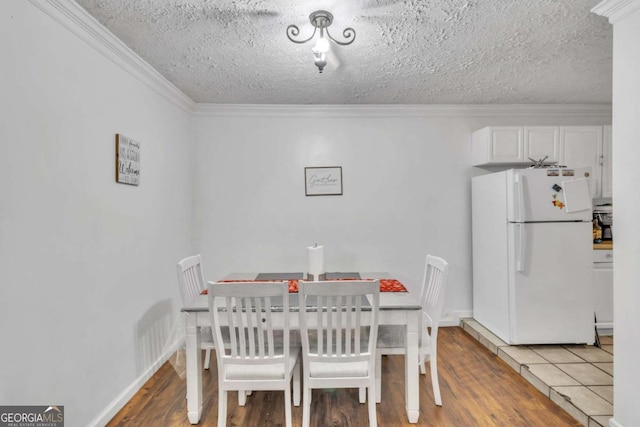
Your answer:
506,168 -> 592,222
507,221 -> 594,344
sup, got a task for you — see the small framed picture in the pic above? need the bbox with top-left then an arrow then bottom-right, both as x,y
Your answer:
304,166 -> 343,196
115,134 -> 140,186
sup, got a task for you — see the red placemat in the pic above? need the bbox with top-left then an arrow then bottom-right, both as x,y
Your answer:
202,278 -> 407,294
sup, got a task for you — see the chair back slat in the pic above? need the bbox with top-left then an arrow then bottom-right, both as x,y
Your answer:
226,297 -> 239,357
345,296 -> 353,354
326,296 -> 334,356
236,298 -> 248,357
335,295 -> 343,356
355,296 -> 362,355
316,298 -> 324,354
244,297 -> 257,357
254,298 -> 265,358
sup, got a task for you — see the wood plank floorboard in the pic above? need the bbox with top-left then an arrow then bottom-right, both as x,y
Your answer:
106,327 -> 582,426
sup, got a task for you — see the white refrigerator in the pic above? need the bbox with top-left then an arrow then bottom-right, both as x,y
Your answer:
472,167 -> 594,345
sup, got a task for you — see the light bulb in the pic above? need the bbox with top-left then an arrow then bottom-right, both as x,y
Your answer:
315,59 -> 326,73
314,52 -> 326,73
314,36 -> 330,53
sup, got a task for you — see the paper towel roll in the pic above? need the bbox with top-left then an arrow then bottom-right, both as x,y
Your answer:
307,245 -> 325,280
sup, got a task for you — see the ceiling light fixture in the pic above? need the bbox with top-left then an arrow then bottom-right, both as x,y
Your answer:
286,11 -> 356,73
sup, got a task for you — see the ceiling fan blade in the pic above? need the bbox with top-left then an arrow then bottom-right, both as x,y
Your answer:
362,0 -> 406,10
202,3 -> 280,19
239,10 -> 280,18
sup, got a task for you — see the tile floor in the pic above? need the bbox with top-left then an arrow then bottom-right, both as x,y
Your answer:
460,319 -> 613,427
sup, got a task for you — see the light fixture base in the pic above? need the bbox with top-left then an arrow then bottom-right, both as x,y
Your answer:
309,11 -> 333,28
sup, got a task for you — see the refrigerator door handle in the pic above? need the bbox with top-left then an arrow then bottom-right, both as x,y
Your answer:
514,174 -> 526,222
516,223 -> 526,272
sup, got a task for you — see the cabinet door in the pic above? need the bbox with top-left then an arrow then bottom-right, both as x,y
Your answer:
602,126 -> 613,198
524,127 -> 559,163
560,126 -> 603,197
593,265 -> 613,325
489,127 -> 524,163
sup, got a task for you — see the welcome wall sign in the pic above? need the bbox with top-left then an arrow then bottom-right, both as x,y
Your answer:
304,166 -> 342,196
115,134 -> 140,186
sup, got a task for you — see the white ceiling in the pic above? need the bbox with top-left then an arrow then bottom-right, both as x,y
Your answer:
74,0 -> 613,105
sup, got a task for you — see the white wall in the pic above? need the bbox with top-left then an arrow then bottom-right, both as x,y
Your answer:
193,107 -> 610,322
595,1 -> 640,426
0,2 -> 193,426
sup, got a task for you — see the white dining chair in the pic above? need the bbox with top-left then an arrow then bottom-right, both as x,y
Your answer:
298,280 -> 380,427
207,281 -> 301,427
177,254 -> 215,370
376,255 -> 449,406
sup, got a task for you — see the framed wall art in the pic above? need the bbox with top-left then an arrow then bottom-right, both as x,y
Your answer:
304,166 -> 343,196
115,134 -> 140,186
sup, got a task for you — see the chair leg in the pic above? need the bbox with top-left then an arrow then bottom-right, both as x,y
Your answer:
419,357 -> 426,375
218,390 -> 228,427
367,386 -> 378,427
430,347 -> 442,406
359,387 -> 366,403
375,351 -> 382,403
302,387 -> 311,427
204,349 -> 211,370
284,387 -> 293,427
293,357 -> 301,406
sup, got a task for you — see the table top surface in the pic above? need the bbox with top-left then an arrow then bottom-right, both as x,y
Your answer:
182,272 -> 422,312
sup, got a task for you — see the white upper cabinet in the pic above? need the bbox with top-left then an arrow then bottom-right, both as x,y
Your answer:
472,125 -> 612,199
471,126 -> 558,166
525,127 -> 560,163
559,126 -> 604,198
471,127 -> 523,164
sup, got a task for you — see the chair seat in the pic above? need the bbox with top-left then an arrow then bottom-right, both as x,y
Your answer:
309,359 -> 369,378
225,347 -> 301,381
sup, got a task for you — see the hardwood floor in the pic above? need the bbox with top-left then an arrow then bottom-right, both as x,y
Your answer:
107,327 -> 582,426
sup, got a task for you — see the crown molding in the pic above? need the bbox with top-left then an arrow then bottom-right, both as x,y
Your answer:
192,103 -> 612,119
592,0 -> 640,24
28,0 -> 195,113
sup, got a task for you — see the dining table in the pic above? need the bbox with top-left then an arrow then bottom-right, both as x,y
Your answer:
181,272 -> 423,424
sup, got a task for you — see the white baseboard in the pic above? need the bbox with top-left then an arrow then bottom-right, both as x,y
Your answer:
87,339 -> 182,427
441,310 -> 473,327
597,328 -> 614,337
609,418 -> 623,427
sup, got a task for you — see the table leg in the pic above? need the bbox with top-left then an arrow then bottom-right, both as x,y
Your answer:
185,312 -> 203,424
405,311 -> 420,423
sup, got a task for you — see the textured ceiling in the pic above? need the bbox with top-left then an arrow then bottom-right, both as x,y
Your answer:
74,0 -> 612,105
